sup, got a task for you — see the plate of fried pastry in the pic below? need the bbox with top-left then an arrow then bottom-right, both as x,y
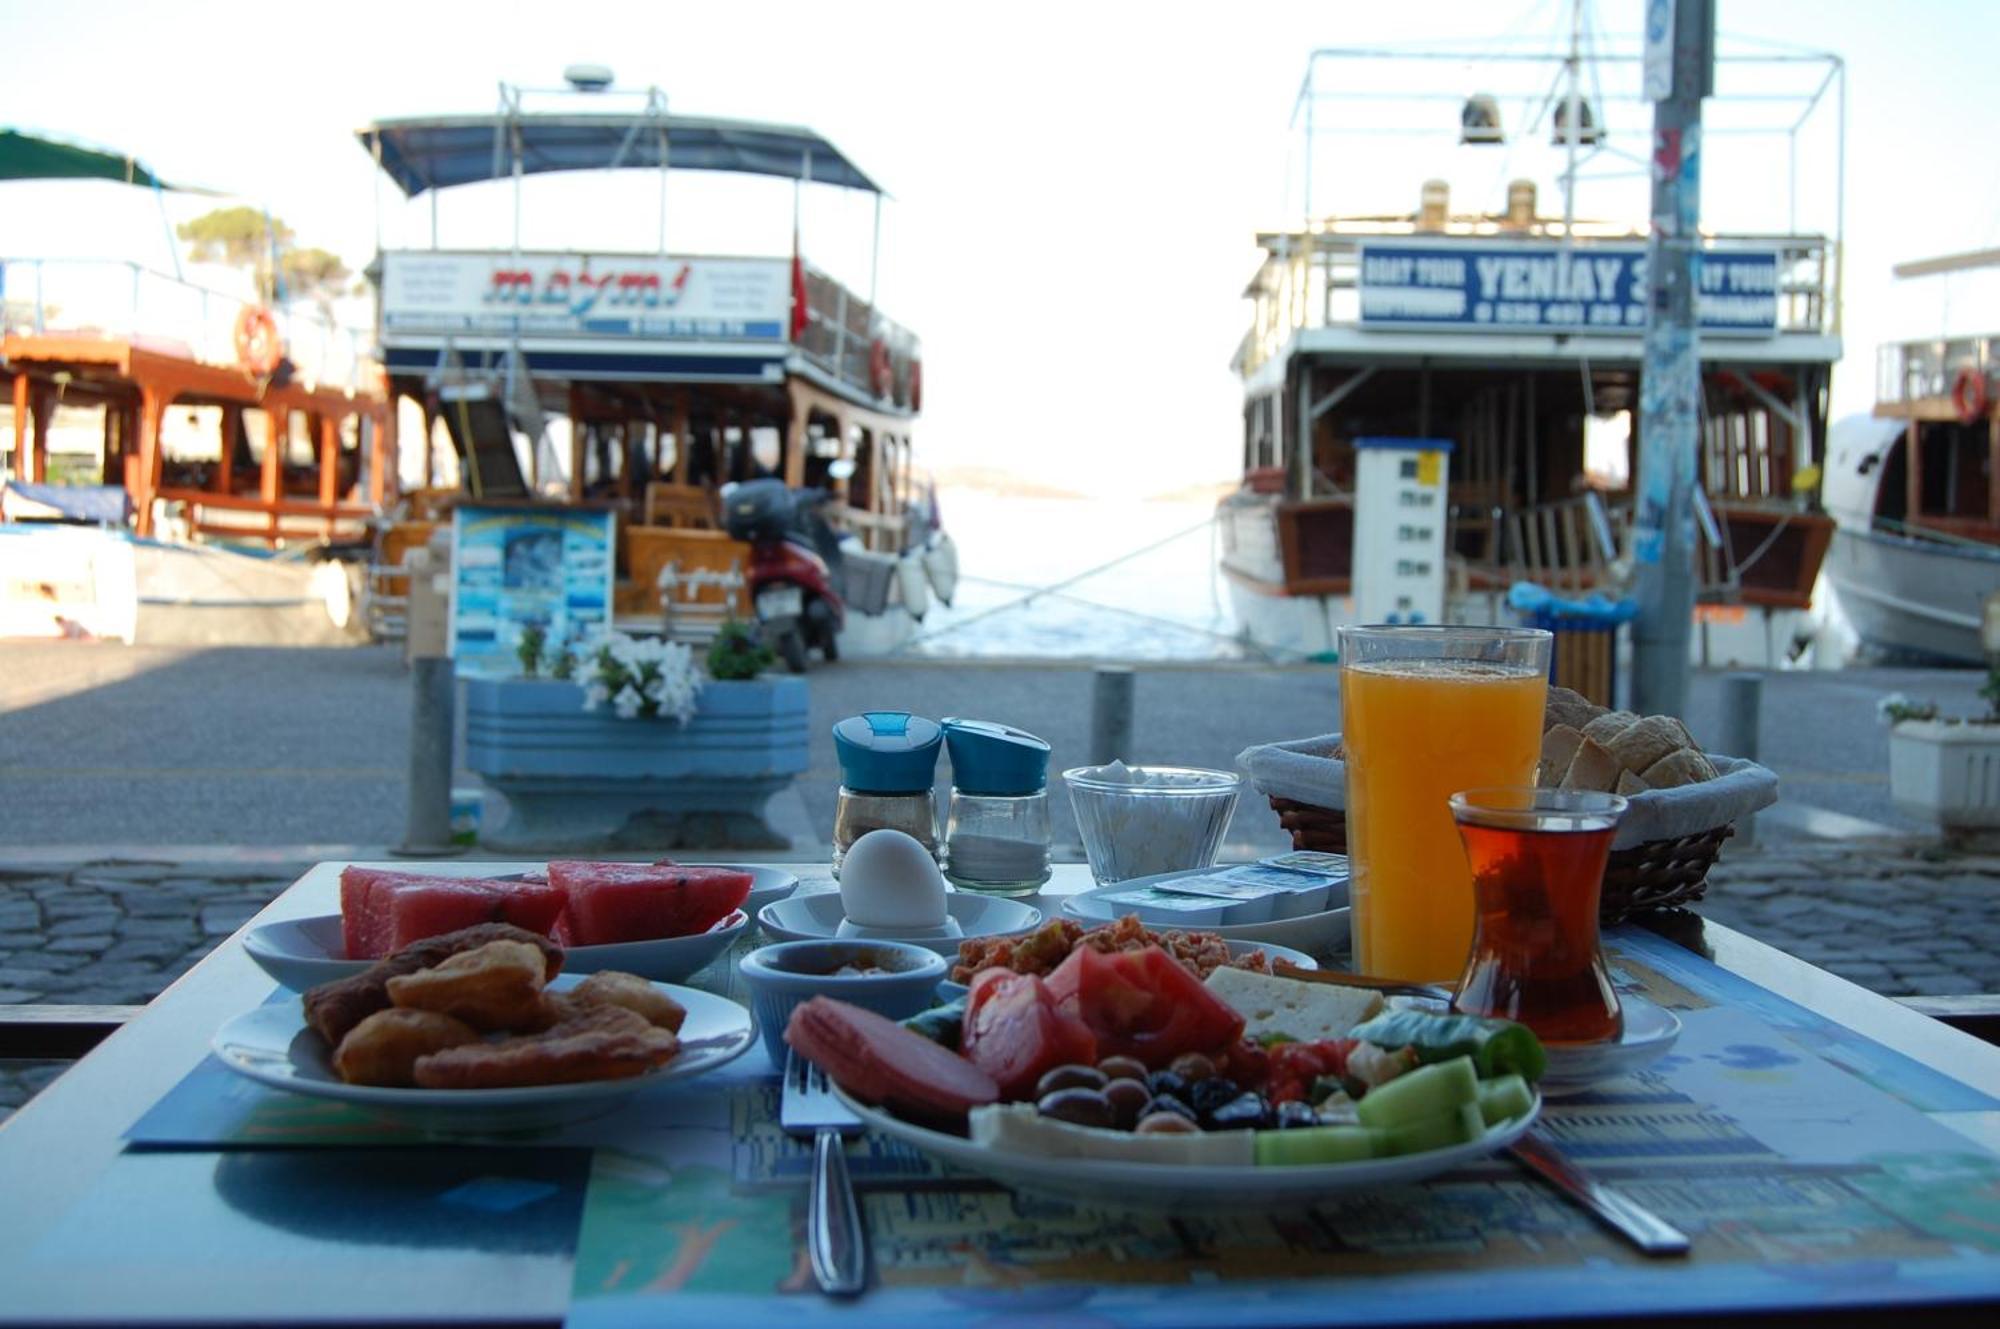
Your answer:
211,922 -> 755,1132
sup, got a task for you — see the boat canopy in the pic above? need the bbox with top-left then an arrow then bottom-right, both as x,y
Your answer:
0,128 -> 167,187
358,113 -> 881,197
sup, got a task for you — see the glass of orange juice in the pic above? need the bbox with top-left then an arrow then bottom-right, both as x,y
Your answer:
1337,625 -> 1551,983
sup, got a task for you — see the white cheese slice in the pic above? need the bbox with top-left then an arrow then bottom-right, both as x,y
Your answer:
1203,967 -> 1384,1042
968,1103 -> 1254,1165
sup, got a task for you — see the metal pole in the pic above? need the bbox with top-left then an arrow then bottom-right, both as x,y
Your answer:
396,655 -> 464,856
1090,667 -> 1135,767
1631,0 -> 1714,719
1716,671 -> 1761,845
1562,0 -> 1582,243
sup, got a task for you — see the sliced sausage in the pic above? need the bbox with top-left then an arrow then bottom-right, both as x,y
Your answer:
784,996 -> 999,1123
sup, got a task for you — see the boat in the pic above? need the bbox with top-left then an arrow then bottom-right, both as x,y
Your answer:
2,130 -> 391,644
1217,26 -> 1844,670
1823,263 -> 2000,664
355,71 -> 940,660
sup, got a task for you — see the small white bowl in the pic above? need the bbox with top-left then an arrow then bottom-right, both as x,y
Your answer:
738,939 -> 949,1066
758,892 -> 1042,955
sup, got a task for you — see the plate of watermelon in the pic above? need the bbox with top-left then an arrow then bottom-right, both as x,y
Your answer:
244,862 -> 765,990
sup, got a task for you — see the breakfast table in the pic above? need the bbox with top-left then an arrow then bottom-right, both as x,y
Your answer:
2,859 -> 1999,1327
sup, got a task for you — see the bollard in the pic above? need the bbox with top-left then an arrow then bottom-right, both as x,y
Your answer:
1090,666 -> 1135,766
396,655 -> 466,857
1716,671 -> 1762,847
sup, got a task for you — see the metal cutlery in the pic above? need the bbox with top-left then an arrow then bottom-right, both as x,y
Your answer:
780,1051 -> 868,1296
1508,1129 -> 1691,1257
1272,961 -> 1453,1003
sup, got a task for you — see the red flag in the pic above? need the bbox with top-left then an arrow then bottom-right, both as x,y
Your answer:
789,234 -> 809,342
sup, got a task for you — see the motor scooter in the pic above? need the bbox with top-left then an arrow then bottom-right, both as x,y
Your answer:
720,477 -> 847,671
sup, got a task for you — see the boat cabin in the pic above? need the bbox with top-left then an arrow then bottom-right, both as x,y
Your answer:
1869,332 -> 2000,545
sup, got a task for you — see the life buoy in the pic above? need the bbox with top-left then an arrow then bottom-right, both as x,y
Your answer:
234,306 -> 282,377
1951,366 -> 1989,424
908,359 -> 922,412
869,339 -> 892,398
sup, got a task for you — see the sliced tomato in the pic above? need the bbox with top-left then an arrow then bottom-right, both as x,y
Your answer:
960,970 -> 1097,1101
1044,944 -> 1245,1068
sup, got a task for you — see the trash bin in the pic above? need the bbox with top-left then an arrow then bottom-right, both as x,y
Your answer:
1507,582 -> 1638,708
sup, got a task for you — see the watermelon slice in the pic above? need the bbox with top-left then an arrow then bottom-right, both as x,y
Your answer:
337,868 -> 569,958
548,861 -> 752,946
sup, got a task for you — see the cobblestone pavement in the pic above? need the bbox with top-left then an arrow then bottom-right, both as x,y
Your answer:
2,845 -> 1995,1121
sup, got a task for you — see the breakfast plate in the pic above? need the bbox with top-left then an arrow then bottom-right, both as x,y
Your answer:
835,1086 -> 1541,1211
244,909 -> 750,990
934,938 -> 1320,1003
758,892 -> 1042,954
210,974 -> 755,1133
1061,870 -> 1351,954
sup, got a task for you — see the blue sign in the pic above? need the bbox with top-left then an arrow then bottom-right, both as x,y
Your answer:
1357,241 -> 1779,336
449,504 -> 617,676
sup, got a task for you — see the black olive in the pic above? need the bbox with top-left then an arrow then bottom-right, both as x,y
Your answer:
1143,1094 -> 1197,1123
1102,1077 -> 1151,1130
1188,1077 -> 1241,1116
1036,1087 -> 1114,1129
1207,1092 -> 1270,1132
1275,1100 -> 1320,1130
1035,1064 -> 1107,1098
1146,1070 -> 1189,1100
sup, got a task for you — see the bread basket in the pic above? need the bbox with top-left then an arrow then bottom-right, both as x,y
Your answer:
1239,733 -> 1778,924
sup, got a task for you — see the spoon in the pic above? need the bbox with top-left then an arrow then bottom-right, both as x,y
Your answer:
1273,961 -> 1453,1003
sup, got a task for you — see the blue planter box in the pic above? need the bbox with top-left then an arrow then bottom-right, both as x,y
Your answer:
464,676 -> 809,851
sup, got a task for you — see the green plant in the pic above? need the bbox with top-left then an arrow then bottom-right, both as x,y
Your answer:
1982,664 -> 2000,722
706,620 -> 775,681
550,646 -> 576,681
516,623 -> 547,678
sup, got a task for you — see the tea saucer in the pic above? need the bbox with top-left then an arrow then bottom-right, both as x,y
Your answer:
1537,995 -> 1682,1095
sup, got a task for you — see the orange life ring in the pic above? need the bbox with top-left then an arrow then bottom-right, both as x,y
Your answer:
869,339 -> 892,398
1951,366 -> 1989,424
908,359 -> 923,412
234,305 -> 282,377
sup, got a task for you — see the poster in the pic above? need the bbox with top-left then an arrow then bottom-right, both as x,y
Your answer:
449,503 -> 615,676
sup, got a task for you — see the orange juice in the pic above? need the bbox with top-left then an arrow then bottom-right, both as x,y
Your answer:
1341,661 -> 1547,982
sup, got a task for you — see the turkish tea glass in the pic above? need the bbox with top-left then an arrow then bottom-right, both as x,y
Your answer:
1448,788 -> 1627,1044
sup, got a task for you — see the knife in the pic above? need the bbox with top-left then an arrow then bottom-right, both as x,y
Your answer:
1508,1130 -> 1691,1257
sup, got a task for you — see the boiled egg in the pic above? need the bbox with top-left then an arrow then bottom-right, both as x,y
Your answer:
839,829 -> 952,931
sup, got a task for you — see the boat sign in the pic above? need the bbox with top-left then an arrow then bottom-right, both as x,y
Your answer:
1357,240 -> 1779,336
380,252 -> 789,341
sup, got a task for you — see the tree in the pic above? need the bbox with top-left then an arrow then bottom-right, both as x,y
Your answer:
176,207 -> 349,303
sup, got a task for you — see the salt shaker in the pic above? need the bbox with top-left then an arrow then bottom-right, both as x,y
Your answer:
941,718 -> 1052,896
830,712 -> 943,877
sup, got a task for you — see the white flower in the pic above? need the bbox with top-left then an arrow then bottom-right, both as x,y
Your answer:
582,682 -> 609,711
613,684 -> 644,720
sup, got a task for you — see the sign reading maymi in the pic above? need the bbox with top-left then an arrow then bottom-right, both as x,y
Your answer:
380,252 -> 789,341
1357,241 -> 1779,335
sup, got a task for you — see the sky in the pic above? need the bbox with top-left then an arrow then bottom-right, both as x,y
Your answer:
5,0 -> 2000,498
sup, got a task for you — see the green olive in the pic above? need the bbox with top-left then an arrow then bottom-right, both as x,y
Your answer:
1096,1055 -> 1148,1082
1037,1087 -> 1115,1129
1168,1052 -> 1217,1083
1035,1064 -> 1108,1097
1135,1110 -> 1200,1135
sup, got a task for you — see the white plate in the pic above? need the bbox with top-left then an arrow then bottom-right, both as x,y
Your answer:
836,1088 -> 1540,1211
210,974 -> 754,1133
243,908 -> 750,990
758,892 -> 1042,955
1538,994 -> 1683,1095
933,938 -> 1320,1003
1060,870 -> 1351,955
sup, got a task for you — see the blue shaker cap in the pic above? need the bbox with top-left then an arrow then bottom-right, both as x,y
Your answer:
943,718 -> 1051,797
832,711 -> 943,794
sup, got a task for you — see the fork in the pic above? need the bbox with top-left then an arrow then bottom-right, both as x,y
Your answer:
780,1051 -> 868,1297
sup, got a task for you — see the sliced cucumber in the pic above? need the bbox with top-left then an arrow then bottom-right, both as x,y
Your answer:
1254,1125 -> 1380,1166
1476,1074 -> 1535,1126
1378,1109 -> 1470,1156
1459,1102 -> 1488,1140
1355,1055 -> 1478,1130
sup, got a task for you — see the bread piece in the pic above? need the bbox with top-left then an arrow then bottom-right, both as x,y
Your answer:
1544,686 -> 1606,735
1604,715 -> 1688,778
1615,769 -> 1650,796
1538,724 -> 1586,787
333,1008 -> 481,1086
1641,748 -> 1717,789
386,939 -> 552,1032
1656,715 -> 1699,751
1580,711 -> 1640,745
1560,736 -> 1622,792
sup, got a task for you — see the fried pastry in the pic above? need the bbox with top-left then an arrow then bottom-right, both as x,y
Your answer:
332,1008 -> 481,1087
303,922 -> 564,1045
412,1006 -> 680,1089
385,939 -> 552,1032
556,970 -> 688,1032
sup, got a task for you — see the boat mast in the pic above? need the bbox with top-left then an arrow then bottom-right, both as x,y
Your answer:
1561,0 -> 1582,244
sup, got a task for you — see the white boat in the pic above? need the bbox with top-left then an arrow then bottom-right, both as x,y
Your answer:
1219,25 -> 1846,670
1823,323 -> 2000,665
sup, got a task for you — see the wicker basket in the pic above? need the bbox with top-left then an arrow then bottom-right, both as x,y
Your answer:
1267,795 -> 1730,925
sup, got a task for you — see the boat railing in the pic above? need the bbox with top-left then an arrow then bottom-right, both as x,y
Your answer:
1238,227 -> 1833,376
1875,333 -> 2000,408
793,261 -> 921,407
0,257 -> 377,393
